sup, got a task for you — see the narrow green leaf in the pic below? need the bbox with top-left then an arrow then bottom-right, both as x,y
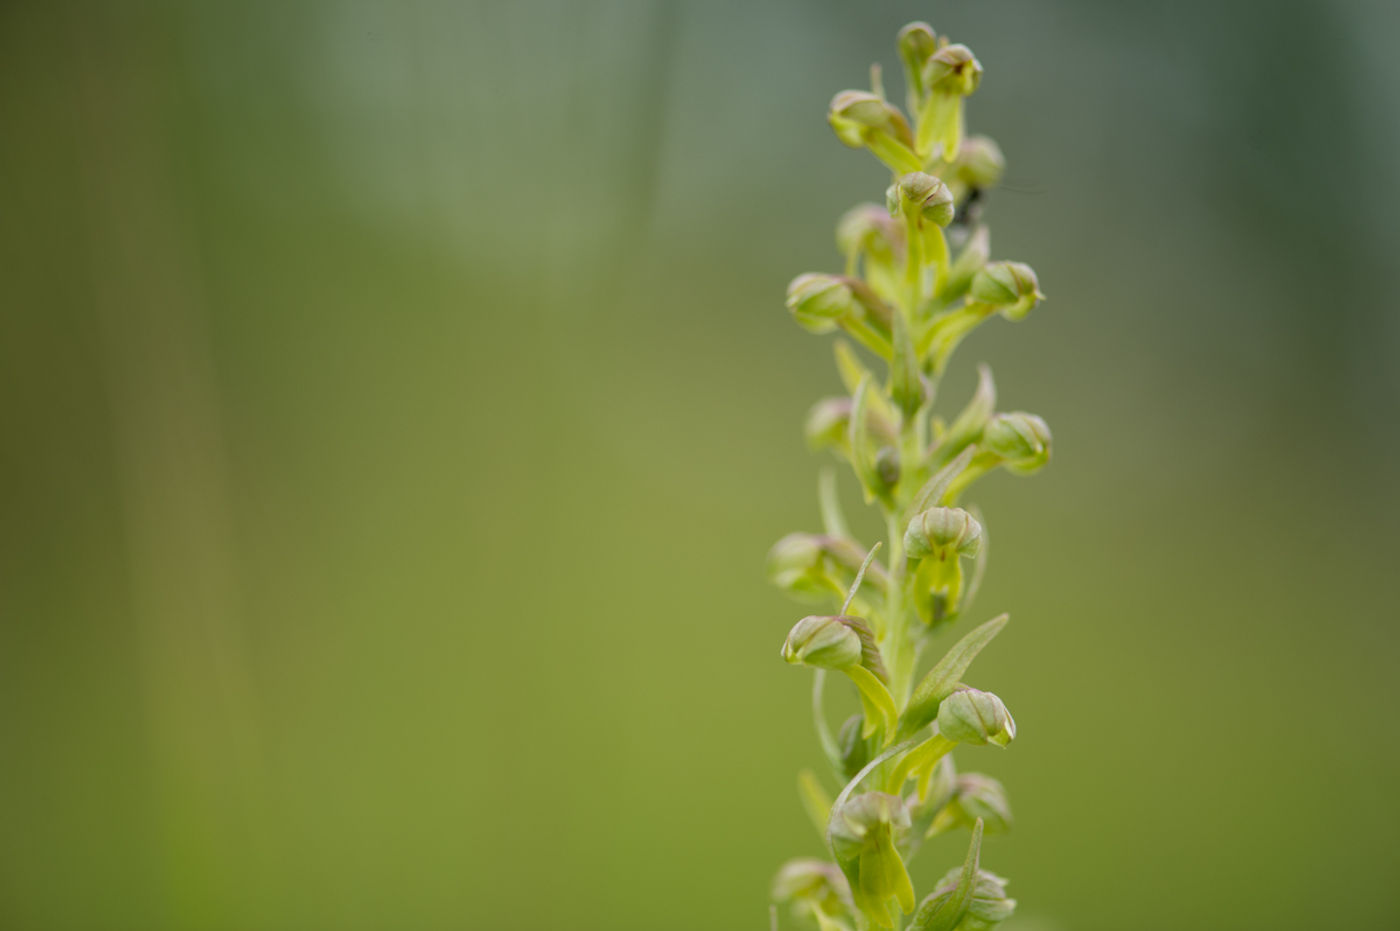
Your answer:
839,542 -> 883,615
834,340 -> 899,428
848,377 -> 889,504
931,364 -> 996,468
900,614 -> 1009,737
907,445 -> 974,518
926,302 -> 995,376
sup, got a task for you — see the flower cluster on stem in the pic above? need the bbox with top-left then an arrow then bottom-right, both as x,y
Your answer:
770,21 -> 1051,931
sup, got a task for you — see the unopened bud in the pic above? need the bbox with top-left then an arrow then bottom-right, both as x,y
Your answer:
828,90 -> 915,149
768,532 -> 830,599
767,532 -> 872,602
904,507 -> 983,627
772,858 -> 853,914
892,172 -> 955,228
837,203 -> 902,265
898,23 -> 938,106
954,135 -> 1005,190
970,261 -> 1043,319
937,773 -> 1013,835
923,867 -> 1016,930
898,23 -> 937,75
904,507 -> 983,560
788,273 -> 857,333
925,44 -> 983,97
829,792 -> 910,859
782,615 -> 862,670
938,687 -> 1016,748
982,412 -> 1051,474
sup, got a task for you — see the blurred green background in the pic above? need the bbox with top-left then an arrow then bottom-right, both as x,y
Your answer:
3,1 -> 1398,929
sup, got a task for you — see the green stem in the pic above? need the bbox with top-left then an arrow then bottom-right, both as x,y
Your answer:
903,214 -> 923,319
883,510 -> 912,707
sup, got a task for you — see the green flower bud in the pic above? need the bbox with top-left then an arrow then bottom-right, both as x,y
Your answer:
924,44 -> 982,97
792,612 -> 897,740
837,203 -> 902,266
969,261 -> 1044,320
828,90 -> 915,148
829,792 -> 910,859
904,507 -> 984,628
772,858 -> 853,916
897,22 -> 938,110
787,273 -> 895,356
805,397 -> 897,453
982,412 -> 1051,474
767,532 -> 877,602
892,172 -> 955,228
782,615 -> 863,670
923,868 -> 1016,930
932,773 -> 1013,836
829,792 -> 916,927
768,532 -> 834,599
897,23 -> 937,77
937,687 -> 1016,748
903,507 -> 983,560
953,135 -> 1005,190
788,273 -> 858,333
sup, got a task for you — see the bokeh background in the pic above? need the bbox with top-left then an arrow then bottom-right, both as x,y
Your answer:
3,1 -> 1399,929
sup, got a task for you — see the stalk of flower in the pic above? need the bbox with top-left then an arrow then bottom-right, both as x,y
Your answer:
768,20 -> 1053,931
